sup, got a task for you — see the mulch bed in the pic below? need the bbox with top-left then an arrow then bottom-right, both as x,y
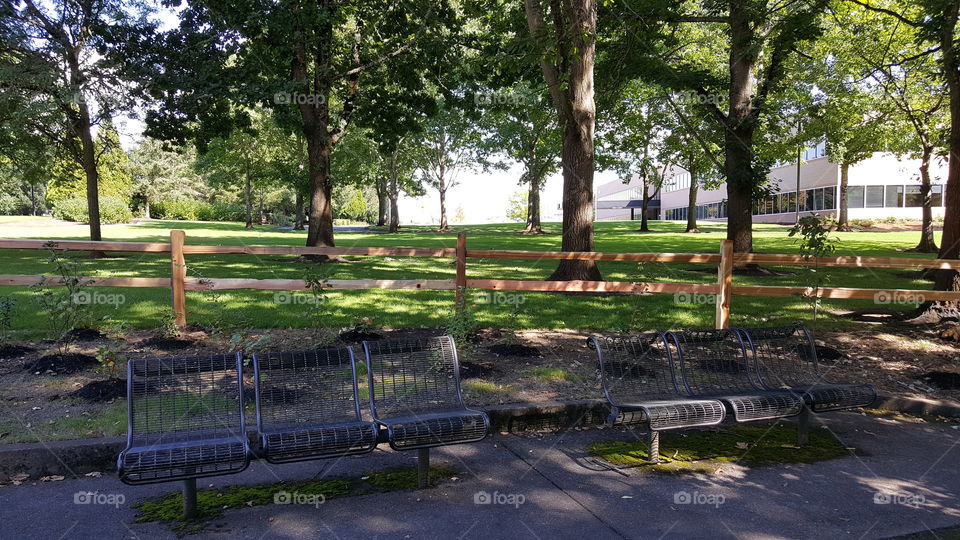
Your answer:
68,378 -> 126,402
24,353 -> 99,375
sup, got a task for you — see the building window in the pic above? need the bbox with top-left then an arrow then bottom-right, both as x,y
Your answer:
904,185 -> 924,207
865,186 -> 885,208
886,185 -> 904,207
932,185 -> 944,206
848,186 -> 865,208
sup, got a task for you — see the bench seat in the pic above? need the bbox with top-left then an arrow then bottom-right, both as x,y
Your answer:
259,421 -> 378,463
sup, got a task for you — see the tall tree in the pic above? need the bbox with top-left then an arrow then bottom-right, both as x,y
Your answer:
610,0 -> 830,254
128,138 -> 206,219
416,102 -> 480,231
138,0 -> 454,258
524,0 -> 602,280
0,0 -> 149,248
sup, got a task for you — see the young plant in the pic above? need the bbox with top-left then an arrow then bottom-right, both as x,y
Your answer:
30,246 -> 94,356
0,295 -> 16,348
788,215 -> 839,326
96,319 -> 129,372
446,289 -> 477,357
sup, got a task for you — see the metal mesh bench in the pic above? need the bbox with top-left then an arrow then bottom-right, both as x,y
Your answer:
591,333 -> 726,462
363,335 -> 489,486
252,348 -> 378,464
740,324 -> 876,412
667,329 -> 805,422
118,353 -> 251,516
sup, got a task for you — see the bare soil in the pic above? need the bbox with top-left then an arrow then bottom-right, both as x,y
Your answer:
0,324 -> 957,442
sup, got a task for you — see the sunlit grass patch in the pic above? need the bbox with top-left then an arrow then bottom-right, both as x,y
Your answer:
587,422 -> 851,474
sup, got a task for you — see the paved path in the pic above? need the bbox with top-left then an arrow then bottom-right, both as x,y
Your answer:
0,412 -> 957,539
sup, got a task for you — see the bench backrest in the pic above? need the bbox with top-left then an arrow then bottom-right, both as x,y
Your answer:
667,329 -> 759,395
739,324 -> 819,388
126,354 -> 246,445
253,347 -> 364,431
591,333 -> 682,405
363,335 -> 466,419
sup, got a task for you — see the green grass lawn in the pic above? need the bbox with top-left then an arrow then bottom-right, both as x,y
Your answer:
0,218 -> 942,336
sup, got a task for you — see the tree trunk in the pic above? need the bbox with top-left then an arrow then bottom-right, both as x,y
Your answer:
375,177 -> 388,227
304,138 -> 336,249
685,170 -> 699,232
144,199 -> 151,219
388,158 -> 400,233
243,169 -> 253,229
438,183 -> 449,230
639,181 -> 650,232
389,192 -> 400,233
915,145 -> 938,252
912,2 -> 960,324
526,0 -> 601,281
524,173 -> 543,233
837,161 -> 851,231
723,0 -> 759,255
294,190 -> 305,230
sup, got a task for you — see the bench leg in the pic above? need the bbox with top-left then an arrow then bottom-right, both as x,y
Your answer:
797,406 -> 811,447
182,478 -> 198,519
417,448 -> 430,489
648,431 -> 660,463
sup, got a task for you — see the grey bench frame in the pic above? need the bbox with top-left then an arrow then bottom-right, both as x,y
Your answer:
118,353 -> 251,518
739,324 -> 876,443
591,333 -> 726,461
362,335 -> 490,487
252,347 -> 378,464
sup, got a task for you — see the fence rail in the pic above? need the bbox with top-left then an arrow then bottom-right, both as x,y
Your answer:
1,230 -> 959,329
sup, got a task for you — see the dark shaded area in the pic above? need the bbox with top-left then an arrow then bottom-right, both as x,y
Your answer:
920,371 -> 960,390
698,358 -> 748,374
66,328 -> 105,341
599,361 -> 656,378
0,344 -> 35,359
141,335 -> 196,350
459,361 -> 496,379
489,343 -> 541,357
68,378 -> 126,402
339,329 -> 384,343
815,345 -> 844,362
26,353 -> 98,374
838,308 -> 907,323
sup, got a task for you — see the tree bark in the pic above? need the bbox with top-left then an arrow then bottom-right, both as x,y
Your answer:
524,172 -> 543,233
67,48 -> 102,253
294,190 -> 305,230
145,199 -> 151,219
387,156 -> 400,233
375,177 -> 388,227
723,0 -> 760,255
438,182 -> 449,230
525,0 -> 602,281
837,161 -> 851,231
915,145 -> 938,252
685,169 -> 699,232
638,180 -> 650,232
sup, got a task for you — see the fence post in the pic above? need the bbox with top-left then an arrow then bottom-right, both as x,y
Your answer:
170,229 -> 187,329
715,239 -> 733,329
455,233 -> 467,312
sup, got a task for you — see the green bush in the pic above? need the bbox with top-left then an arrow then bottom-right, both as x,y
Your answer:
53,196 -> 132,224
153,200 -> 245,222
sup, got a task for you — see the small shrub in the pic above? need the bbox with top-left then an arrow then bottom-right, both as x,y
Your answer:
53,196 -> 132,224
0,295 -> 15,347
850,218 -> 874,229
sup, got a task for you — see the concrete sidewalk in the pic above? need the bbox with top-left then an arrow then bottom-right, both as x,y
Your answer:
0,412 -> 957,539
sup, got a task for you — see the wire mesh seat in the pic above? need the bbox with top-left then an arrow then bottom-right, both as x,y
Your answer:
740,324 -> 876,412
253,348 -> 378,464
591,333 -> 725,430
667,329 -> 804,422
118,354 -> 251,485
363,336 -> 489,450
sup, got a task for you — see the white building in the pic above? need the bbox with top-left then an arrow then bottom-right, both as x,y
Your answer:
596,144 -> 949,224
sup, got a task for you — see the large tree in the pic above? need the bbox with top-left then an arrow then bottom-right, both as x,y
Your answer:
138,0 -> 454,257
416,101 -> 480,231
524,0 -> 602,280
128,138 -> 206,219
609,0 -> 830,254
0,0 -> 149,247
